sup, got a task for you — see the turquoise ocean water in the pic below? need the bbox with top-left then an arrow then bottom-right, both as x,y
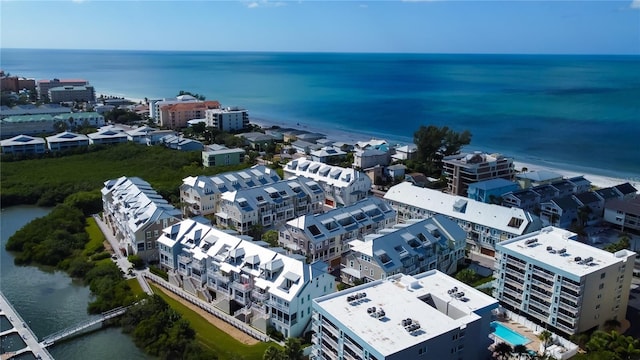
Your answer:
1,49 -> 639,179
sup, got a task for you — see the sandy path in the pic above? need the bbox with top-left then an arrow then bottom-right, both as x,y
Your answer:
152,285 -> 260,345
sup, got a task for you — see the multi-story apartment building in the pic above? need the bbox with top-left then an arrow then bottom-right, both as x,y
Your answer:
278,197 -> 396,268
342,215 -> 467,284
151,95 -> 200,120
354,149 -> 391,169
180,165 -> 281,217
493,226 -> 636,337
0,134 -> 46,154
37,78 -> 88,100
48,85 -> 96,103
204,107 -> 249,132
159,100 -> 221,129
0,104 -> 72,120
157,218 -> 335,338
101,176 -> 182,262
283,159 -> 372,208
1,73 -> 36,93
216,177 -> 326,235
88,128 -> 129,145
202,146 -> 245,167
467,178 -> 519,204
442,151 -> 516,196
311,271 -> 499,360
384,182 -> 542,256
604,197 -> 640,232
45,131 -> 90,151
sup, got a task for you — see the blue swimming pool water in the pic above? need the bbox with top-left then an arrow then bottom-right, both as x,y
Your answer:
491,321 -> 531,346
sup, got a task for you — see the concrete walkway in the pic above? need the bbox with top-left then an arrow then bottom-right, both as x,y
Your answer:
92,214 -> 153,295
0,291 -> 54,360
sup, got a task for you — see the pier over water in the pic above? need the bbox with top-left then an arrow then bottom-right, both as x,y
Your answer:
0,291 -> 54,360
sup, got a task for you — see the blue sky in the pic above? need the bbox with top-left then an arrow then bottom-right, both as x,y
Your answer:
1,1 -> 639,54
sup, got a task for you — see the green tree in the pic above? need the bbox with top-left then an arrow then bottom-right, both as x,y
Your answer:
577,205 -> 593,227
283,337 -> 304,360
128,254 -> 145,269
455,268 -> 479,285
413,125 -> 471,176
263,346 -> 284,360
604,235 -> 631,253
493,342 -> 513,360
539,330 -> 553,355
513,344 -> 529,359
262,230 -> 279,247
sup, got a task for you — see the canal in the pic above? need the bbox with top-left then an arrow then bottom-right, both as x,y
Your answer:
1,206 -> 149,360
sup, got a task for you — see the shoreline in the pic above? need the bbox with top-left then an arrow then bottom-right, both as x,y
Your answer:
112,93 -> 638,192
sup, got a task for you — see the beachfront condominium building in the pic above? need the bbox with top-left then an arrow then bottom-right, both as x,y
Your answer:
204,107 -> 250,132
278,197 -> 396,268
180,165 -> 281,217
37,78 -> 89,100
216,177 -> 326,235
101,176 -> 182,262
158,99 -> 221,129
311,271 -> 499,360
48,85 -> 96,103
1,74 -> 36,93
384,182 -> 542,256
0,104 -> 71,120
341,215 -> 467,285
603,196 -> 640,232
0,134 -> 46,154
493,226 -> 636,337
157,218 -> 335,338
283,159 -> 372,208
151,95 -> 200,120
45,131 -> 90,151
442,151 -> 516,196
202,145 -> 246,167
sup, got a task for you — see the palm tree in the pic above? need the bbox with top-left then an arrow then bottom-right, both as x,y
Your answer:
493,342 -> 513,360
284,337 -> 304,360
539,330 -> 553,355
513,344 -> 529,359
262,345 -> 284,360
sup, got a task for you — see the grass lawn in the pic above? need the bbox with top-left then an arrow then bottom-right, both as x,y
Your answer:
84,216 -> 106,256
150,284 -> 278,360
126,278 -> 145,299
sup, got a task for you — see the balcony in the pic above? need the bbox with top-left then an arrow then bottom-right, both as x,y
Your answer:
178,255 -> 192,264
531,279 -> 554,291
251,289 -> 269,302
231,281 -> 253,292
561,281 -> 582,293
556,311 -> 577,324
555,322 -> 577,335
323,334 -> 339,350
209,272 -> 231,284
502,286 -> 522,298
559,300 -> 579,312
532,268 -> 554,279
560,291 -> 581,304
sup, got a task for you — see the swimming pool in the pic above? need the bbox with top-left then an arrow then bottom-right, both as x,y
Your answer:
491,321 -> 531,346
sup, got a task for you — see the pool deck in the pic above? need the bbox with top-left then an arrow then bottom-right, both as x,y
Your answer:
493,318 -> 542,353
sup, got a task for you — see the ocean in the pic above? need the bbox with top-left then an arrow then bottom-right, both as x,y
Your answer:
1,48 -> 639,180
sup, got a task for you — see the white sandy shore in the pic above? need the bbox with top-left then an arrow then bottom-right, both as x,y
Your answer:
512,161 -> 639,191
103,93 -> 638,192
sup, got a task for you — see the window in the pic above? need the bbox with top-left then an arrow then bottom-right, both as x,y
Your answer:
601,273 -> 606,279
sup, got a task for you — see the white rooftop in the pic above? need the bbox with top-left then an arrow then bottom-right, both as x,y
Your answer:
314,271 -> 498,357
384,182 -> 540,235
497,226 -> 637,277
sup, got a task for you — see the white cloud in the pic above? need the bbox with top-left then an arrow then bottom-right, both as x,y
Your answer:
244,0 -> 286,9
631,0 -> 640,9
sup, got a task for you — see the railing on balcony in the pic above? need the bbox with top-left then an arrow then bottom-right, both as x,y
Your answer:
532,268 -> 554,279
560,291 -> 581,304
561,281 -> 582,293
555,322 -> 576,335
178,255 -> 192,264
251,289 -> 268,302
209,272 -> 231,284
556,311 -> 577,324
502,286 -> 522,298
531,278 -> 554,291
251,303 -> 269,319
231,281 -> 253,292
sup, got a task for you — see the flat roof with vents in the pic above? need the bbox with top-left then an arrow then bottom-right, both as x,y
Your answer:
313,271 -> 498,357
497,226 -> 636,278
